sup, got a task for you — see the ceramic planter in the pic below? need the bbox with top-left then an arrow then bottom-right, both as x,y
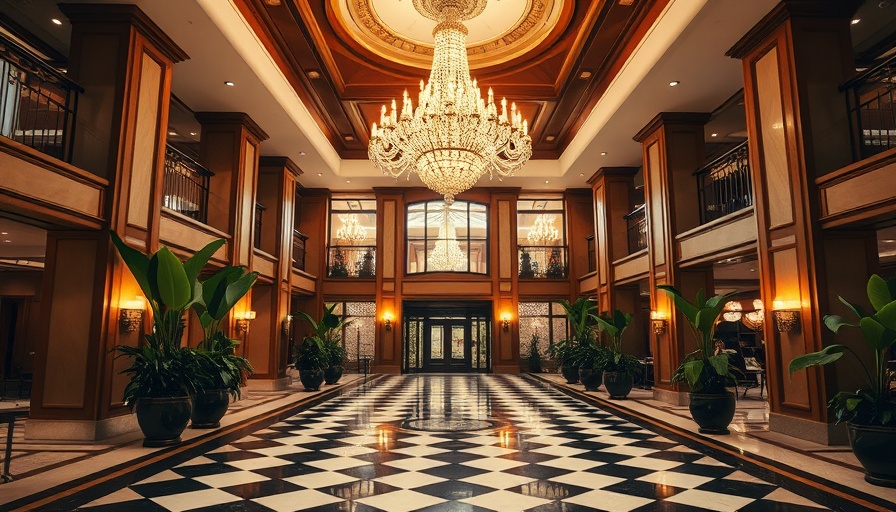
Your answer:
848,422 -> 896,487
603,371 -> 634,399
689,392 -> 736,435
324,365 -> 344,385
136,396 -> 192,447
560,365 -> 580,384
300,368 -> 325,391
191,389 -> 230,429
579,368 -> 603,391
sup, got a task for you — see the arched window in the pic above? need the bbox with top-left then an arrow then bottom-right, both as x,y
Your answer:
406,200 -> 488,274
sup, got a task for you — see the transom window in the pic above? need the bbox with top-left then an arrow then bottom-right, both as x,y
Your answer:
407,200 -> 488,274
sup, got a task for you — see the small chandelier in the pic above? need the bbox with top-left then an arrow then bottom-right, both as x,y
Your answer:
526,214 -> 560,245
722,301 -> 743,322
368,0 -> 532,205
336,214 -> 367,244
428,208 -> 467,271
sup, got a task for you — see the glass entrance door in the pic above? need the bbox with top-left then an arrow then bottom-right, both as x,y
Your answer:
403,302 -> 491,373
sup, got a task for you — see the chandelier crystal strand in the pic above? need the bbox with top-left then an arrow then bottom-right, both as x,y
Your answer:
526,214 -> 560,244
368,0 -> 532,205
336,214 -> 367,244
428,208 -> 467,271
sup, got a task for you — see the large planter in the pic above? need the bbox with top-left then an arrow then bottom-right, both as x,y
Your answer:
848,422 -> 896,487
324,365 -> 344,385
191,389 -> 230,429
603,371 -> 634,399
689,392 -> 736,435
136,396 -> 192,447
579,368 -> 603,392
560,365 -> 580,384
299,368 -> 325,391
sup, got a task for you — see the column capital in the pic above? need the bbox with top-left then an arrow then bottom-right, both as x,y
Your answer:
633,113 -> 711,143
196,112 -> 270,142
727,0 -> 862,59
259,156 -> 303,178
587,166 -> 638,185
59,3 -> 189,63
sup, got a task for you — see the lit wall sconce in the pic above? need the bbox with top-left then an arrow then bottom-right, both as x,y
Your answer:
772,300 -> 801,333
500,312 -> 512,332
383,312 -> 393,331
236,310 -> 256,334
650,311 -> 667,335
119,296 -> 145,334
282,314 -> 293,336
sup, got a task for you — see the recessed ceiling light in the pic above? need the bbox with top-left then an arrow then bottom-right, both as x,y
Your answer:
669,81 -> 680,87
168,131 -> 177,136
546,135 -> 556,142
344,135 -> 354,141
224,81 -> 235,87
3,240 -> 11,243
317,173 -> 322,177
750,268 -> 756,272
544,180 -> 549,184
851,18 -> 861,25
189,132 -> 197,136
346,180 -> 351,184
579,173 -> 584,177
711,133 -> 718,137
600,151 -> 607,156
299,151 -> 306,156
0,232 -> 7,235
307,70 -> 321,79
51,18 -> 62,25
578,70 -> 593,79
884,239 -> 896,243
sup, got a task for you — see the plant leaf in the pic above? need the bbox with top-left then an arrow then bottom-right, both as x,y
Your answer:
873,300 -> 896,332
110,231 -> 154,302
823,315 -> 855,333
859,317 -> 890,350
838,296 -> 867,320
223,272 -> 259,318
867,274 -> 893,312
657,285 -> 698,324
683,359 -> 704,388
708,353 -> 730,377
789,344 -> 846,374
155,247 -> 191,310
183,239 -> 225,284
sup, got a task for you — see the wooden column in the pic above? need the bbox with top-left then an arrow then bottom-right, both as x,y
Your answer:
728,0 -> 875,444
374,189 -> 405,374
634,113 -> 713,405
493,190 -> 520,374
589,167 -> 638,309
28,5 -> 187,441
564,189 -> 597,288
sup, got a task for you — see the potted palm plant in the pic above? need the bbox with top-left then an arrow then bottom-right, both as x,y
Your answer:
557,297 -> 605,390
789,274 -> 896,487
595,310 -> 639,399
295,336 -> 328,390
296,303 -> 351,385
527,333 -> 542,373
110,232 -> 221,446
658,285 -> 739,434
188,264 -> 257,428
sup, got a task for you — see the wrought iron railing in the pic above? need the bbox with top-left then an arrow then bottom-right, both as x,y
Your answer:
586,234 -> 596,273
162,144 -> 213,223
0,34 -> 82,161
518,245 -> 568,278
254,202 -> 265,250
292,229 -> 308,271
624,205 -> 647,254
843,53 -> 896,160
695,140 -> 753,224
327,245 -> 376,278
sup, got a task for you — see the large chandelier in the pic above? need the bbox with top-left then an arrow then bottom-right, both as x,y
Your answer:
336,214 -> 367,244
368,0 -> 532,205
428,209 -> 467,271
526,214 -> 560,245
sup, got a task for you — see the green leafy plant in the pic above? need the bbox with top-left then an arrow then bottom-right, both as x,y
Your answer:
192,332 -> 254,400
789,274 -> 896,426
527,333 -> 542,372
110,232 -> 223,404
657,286 -> 738,394
325,340 -> 347,367
329,248 -> 349,277
556,297 -> 606,369
595,310 -> 640,374
295,336 -> 329,371
295,303 -> 351,368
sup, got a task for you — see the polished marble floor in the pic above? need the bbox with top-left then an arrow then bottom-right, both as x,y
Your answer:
70,375 -> 831,512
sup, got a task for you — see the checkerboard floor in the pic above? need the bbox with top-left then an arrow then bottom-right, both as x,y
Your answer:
77,375 -> 830,511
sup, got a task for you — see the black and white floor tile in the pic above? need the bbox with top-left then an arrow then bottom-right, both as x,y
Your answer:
76,375 -> 830,511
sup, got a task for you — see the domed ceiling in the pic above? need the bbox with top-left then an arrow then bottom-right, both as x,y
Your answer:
238,0 -> 666,159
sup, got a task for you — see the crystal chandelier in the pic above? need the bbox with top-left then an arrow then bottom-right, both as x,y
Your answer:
428,209 -> 467,271
336,214 -> 367,244
368,0 -> 532,205
526,214 -> 560,244
722,301 -> 743,322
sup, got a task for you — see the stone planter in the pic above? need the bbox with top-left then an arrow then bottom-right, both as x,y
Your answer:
560,365 -> 580,384
299,368 -> 325,391
579,368 -> 603,391
324,365 -> 344,385
136,396 -> 192,447
603,371 -> 634,399
689,392 -> 736,435
848,422 -> 896,487
191,389 -> 230,429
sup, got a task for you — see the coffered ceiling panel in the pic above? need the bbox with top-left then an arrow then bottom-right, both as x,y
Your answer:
237,0 -> 666,159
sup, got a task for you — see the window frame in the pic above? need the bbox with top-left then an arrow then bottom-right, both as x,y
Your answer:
405,200 -> 490,276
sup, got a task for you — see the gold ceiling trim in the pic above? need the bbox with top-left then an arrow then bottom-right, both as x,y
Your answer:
333,0 -> 563,70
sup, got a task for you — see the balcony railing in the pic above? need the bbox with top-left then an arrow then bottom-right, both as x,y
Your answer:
624,205 -> 647,254
254,202 -> 265,250
0,34 -> 82,162
843,53 -> 896,160
695,140 -> 753,224
586,234 -> 596,273
162,144 -> 213,223
292,229 -> 308,271
518,245 -> 568,279
327,245 -> 376,278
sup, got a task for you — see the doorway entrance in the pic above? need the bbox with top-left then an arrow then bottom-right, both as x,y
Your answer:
403,302 -> 491,373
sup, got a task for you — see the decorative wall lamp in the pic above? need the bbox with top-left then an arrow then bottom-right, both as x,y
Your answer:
236,310 -> 256,334
772,300 -> 801,333
119,297 -> 145,334
650,311 -> 667,335
500,312 -> 512,332
282,314 -> 293,336
383,312 -> 393,331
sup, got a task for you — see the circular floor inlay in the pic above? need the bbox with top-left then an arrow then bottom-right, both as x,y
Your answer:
403,418 -> 495,432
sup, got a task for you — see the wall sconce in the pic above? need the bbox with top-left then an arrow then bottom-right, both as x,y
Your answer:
383,312 -> 393,331
500,312 -> 512,332
236,310 -> 256,334
650,311 -> 667,335
282,314 -> 293,336
119,297 -> 145,334
772,300 -> 800,333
